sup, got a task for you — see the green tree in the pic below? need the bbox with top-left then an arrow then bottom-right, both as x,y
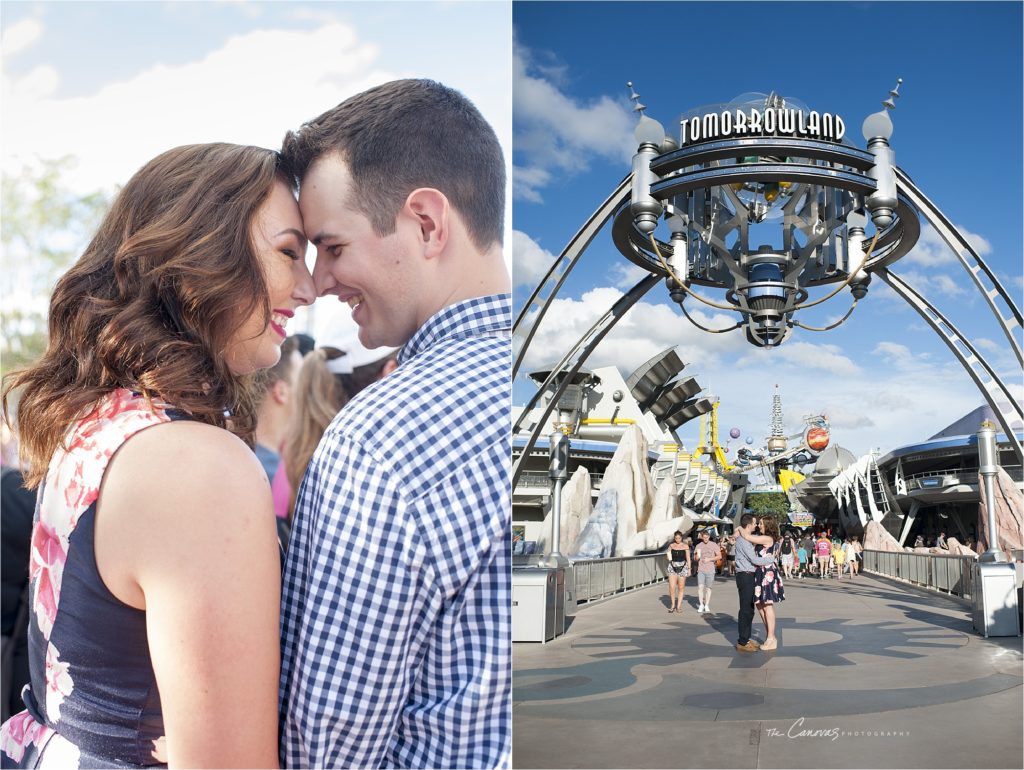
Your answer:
745,491 -> 790,521
1,158 -> 111,383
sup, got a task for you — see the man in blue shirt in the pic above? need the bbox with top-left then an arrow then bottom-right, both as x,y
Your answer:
277,79 -> 511,769
733,513 -> 777,652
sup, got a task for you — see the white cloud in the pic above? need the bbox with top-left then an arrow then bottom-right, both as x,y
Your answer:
974,338 -> 1001,353
609,262 -> 652,289
2,24 -> 389,194
515,282 -> 993,458
2,16 -> 512,208
736,341 -> 861,377
513,230 -> 556,289
513,39 -> 634,202
901,221 -> 992,267
874,341 -> 911,361
897,269 -> 968,298
1,17 -> 43,57
518,284 -> 746,376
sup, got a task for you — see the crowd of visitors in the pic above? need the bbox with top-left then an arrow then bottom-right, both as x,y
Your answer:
662,520 -> 874,652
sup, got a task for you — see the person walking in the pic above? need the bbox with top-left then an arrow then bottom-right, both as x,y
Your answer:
665,531 -> 692,613
844,537 -> 860,579
780,533 -> 796,580
796,541 -> 809,579
725,534 -> 737,576
815,532 -> 832,579
693,531 -> 719,613
833,538 -> 847,580
732,514 -> 777,653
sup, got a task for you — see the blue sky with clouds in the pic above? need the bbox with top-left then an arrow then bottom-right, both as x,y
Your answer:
512,1 -> 1023,461
2,0 -> 511,346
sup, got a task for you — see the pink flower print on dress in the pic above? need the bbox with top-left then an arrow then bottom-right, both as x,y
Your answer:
152,736 -> 168,763
766,570 -> 775,582
0,710 -> 48,764
45,642 -> 74,722
30,520 -> 67,640
63,460 -> 98,514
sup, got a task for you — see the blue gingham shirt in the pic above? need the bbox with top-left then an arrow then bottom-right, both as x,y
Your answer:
279,294 -> 511,769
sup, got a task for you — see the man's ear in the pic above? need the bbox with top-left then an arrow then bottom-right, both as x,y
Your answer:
404,188 -> 449,259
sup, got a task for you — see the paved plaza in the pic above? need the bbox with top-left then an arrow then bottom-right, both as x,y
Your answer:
513,572 -> 1023,769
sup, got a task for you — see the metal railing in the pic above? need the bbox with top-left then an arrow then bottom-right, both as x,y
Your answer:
573,554 -> 667,603
901,465 -> 1023,489
862,549 -> 976,600
516,470 -> 605,490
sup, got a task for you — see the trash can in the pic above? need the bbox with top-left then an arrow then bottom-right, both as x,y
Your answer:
512,567 -> 565,642
972,561 -> 1021,637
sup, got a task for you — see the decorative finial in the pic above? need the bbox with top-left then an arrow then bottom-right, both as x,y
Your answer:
627,81 -> 646,115
882,78 -> 902,111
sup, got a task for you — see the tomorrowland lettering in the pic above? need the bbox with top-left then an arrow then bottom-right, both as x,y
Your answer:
680,108 -> 846,146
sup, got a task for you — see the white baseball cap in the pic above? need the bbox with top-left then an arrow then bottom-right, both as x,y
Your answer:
317,307 -> 399,371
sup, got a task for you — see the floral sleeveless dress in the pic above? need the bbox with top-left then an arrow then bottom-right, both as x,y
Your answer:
1,390 -> 181,769
753,541 -> 785,605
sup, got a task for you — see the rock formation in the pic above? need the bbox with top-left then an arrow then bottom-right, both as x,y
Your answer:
864,520 -> 903,553
977,467 -> 1024,560
570,488 -> 617,559
648,473 -> 681,531
559,466 -> 593,550
625,515 -> 694,554
598,425 -> 654,556
945,537 -> 978,557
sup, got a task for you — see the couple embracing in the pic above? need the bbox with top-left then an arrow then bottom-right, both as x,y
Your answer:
1,80 -> 510,769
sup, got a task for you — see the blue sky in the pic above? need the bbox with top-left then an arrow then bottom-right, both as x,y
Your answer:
1,0 -> 511,346
512,1 -> 1023,460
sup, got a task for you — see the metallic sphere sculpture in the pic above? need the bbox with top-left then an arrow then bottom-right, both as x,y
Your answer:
620,83 -> 915,348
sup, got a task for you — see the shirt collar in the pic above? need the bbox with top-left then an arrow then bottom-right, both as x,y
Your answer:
399,293 -> 511,364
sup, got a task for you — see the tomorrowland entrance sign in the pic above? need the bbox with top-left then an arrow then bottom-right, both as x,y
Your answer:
511,81 -> 1023,489
680,104 -> 846,146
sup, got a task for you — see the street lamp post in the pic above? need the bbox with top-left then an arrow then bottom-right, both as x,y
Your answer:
548,430 -> 569,561
977,420 -> 1003,563
971,420 -> 1020,636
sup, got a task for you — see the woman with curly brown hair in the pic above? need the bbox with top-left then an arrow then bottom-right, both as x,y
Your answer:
0,143 -> 314,768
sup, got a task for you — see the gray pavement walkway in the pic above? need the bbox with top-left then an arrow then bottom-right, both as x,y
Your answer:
513,571 -> 1023,769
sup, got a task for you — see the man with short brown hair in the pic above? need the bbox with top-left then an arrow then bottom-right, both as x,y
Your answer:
278,79 -> 510,769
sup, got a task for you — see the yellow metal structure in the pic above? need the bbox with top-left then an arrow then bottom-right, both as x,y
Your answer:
778,468 -> 806,492
697,400 -> 735,473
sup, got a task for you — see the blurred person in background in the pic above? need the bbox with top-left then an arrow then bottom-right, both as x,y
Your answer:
281,347 -> 350,521
254,335 -> 303,482
290,333 -> 316,358
1,463 -> 35,722
0,143 -> 314,768
281,336 -> 398,522
253,336 -> 303,545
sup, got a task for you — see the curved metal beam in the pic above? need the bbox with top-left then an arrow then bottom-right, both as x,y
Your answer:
875,267 -> 1023,463
511,274 -> 661,487
512,174 -> 632,379
895,166 -> 1023,366
652,136 -> 876,175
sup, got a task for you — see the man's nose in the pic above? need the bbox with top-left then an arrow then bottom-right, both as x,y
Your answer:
312,254 -> 336,297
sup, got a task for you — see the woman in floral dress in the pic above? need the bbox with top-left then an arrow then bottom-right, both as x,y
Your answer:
736,516 -> 785,650
1,144 -> 314,768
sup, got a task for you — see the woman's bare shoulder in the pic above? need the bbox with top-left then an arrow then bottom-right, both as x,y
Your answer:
100,420 -> 272,546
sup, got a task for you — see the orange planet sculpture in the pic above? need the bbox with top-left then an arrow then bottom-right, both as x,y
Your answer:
806,426 -> 830,451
